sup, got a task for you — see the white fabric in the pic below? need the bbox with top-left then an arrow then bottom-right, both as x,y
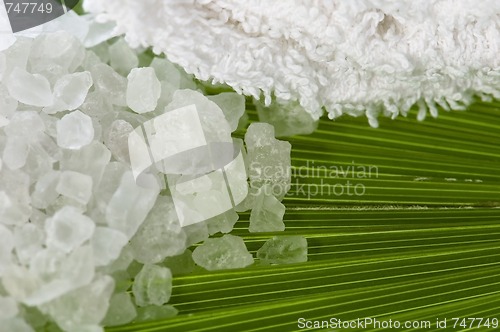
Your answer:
88,1 -> 499,126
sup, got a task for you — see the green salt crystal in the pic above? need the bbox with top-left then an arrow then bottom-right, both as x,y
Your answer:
192,234 -> 253,271
129,196 -> 186,264
132,264 -> 172,307
108,38 -> 138,76
257,236 -> 308,264
208,92 -> 245,132
149,58 -> 181,87
206,209 -> 239,235
102,293 -> 137,326
135,305 -> 178,323
109,270 -> 132,293
248,185 -> 286,233
183,221 -> 209,246
244,123 -> 291,203
255,99 -> 318,137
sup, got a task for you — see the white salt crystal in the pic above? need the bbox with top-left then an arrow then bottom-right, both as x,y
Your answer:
22,142 -> 54,182
40,275 -> 114,332
2,138 -> 28,170
44,72 -> 93,114
41,11 -> 90,44
0,296 -> 18,319
90,162 -> 127,220
103,119 -> 134,163
192,234 -> 254,271
249,185 -> 286,233
28,209 -> 48,226
0,224 -> 14,276
60,141 -> 111,191
91,227 -> 128,267
0,224 -> 14,257
45,195 -> 88,217
31,171 -> 61,209
29,32 -> 85,82
1,266 -> 38,302
45,206 -> 95,253
257,236 -> 308,264
0,192 -> 31,227
0,169 -> 31,226
84,17 -> 119,48
4,37 -> 32,77
7,68 -> 53,107
82,49 -> 104,72
208,92 -> 246,132
165,90 -> 232,144
56,171 -> 93,205
79,91 -> 113,120
101,292 -> 137,326
26,246 -> 95,306
14,224 -> 45,265
109,38 -> 139,76
126,67 -> 161,114
57,110 -> 95,150
154,80 -> 177,113
38,113 -> 59,139
0,52 -> 6,81
0,85 -> 18,121
0,114 -> 9,128
4,111 -> 45,143
100,244 -> 135,274
130,196 -> 186,264
132,264 -> 173,307
106,171 -> 159,239
90,63 -> 127,106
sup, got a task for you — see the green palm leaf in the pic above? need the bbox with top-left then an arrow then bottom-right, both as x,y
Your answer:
108,99 -> 500,332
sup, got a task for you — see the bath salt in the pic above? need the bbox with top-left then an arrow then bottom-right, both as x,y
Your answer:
56,111 -> 95,150
132,264 -> 173,307
126,67 -> 161,114
257,236 -> 308,264
192,234 -> 254,271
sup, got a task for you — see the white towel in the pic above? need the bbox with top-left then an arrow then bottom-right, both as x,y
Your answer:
85,0 -> 500,126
